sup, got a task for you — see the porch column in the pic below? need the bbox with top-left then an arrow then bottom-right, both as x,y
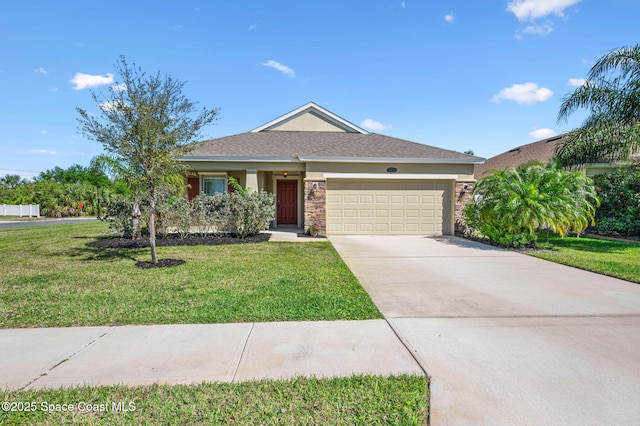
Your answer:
454,180 -> 475,235
245,169 -> 258,192
303,178 -> 326,235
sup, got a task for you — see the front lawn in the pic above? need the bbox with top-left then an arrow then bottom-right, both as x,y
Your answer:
530,234 -> 640,284
0,375 -> 429,425
0,222 -> 382,328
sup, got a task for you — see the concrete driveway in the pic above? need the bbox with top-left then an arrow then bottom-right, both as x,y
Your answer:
330,235 -> 640,425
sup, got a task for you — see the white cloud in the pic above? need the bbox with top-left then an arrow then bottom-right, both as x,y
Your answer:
360,119 -> 392,132
112,83 -> 127,92
568,77 -> 586,87
50,87 -> 59,92
529,128 -> 558,139
507,0 -> 581,21
401,2 -> 406,8
69,72 -> 114,90
444,13 -> 455,23
260,60 -> 295,78
522,22 -> 554,35
30,149 -> 57,155
34,67 -> 48,74
491,82 -> 553,104
40,130 -> 47,134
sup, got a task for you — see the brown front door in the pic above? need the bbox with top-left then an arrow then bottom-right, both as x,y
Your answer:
277,180 -> 297,225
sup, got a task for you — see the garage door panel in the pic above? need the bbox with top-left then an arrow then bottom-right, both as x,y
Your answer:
326,179 -> 451,235
405,209 -> 419,218
375,223 -> 389,232
343,209 -> 357,218
359,209 -> 373,218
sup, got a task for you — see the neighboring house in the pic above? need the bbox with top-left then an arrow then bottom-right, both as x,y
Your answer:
475,134 -> 631,179
181,102 -> 484,236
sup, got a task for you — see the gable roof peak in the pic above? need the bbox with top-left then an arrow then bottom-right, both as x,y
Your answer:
250,102 -> 369,134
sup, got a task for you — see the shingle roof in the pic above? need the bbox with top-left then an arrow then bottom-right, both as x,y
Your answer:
475,135 -> 563,178
184,131 -> 484,162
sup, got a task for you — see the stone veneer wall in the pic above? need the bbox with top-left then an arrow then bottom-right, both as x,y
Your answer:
454,180 -> 475,235
303,179 -> 326,234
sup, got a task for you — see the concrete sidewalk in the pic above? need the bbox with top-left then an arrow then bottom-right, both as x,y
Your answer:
0,320 -> 423,390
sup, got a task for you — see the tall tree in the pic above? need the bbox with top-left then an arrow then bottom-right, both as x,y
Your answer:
77,56 -> 219,263
0,174 -> 23,190
556,44 -> 640,167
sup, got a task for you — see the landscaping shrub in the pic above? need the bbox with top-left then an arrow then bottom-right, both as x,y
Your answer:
105,191 -> 275,239
190,191 -> 276,238
593,162 -> 640,237
463,163 -> 599,247
101,197 -> 137,237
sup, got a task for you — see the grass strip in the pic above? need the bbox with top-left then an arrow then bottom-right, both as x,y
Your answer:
0,375 -> 428,425
531,234 -> 640,284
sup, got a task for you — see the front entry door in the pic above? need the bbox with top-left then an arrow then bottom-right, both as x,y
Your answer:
277,180 -> 298,225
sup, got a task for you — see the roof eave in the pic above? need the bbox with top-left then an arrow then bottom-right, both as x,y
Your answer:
181,156 -> 301,163
298,156 -> 485,164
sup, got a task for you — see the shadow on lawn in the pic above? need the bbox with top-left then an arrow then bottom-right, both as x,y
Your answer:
66,244 -> 145,262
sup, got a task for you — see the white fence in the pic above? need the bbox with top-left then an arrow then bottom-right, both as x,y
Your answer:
1,204 -> 40,217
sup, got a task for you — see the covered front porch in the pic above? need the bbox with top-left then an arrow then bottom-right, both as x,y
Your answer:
184,163 -> 306,228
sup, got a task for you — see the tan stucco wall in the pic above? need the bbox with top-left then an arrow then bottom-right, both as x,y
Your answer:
305,162 -> 475,179
269,113 -> 347,132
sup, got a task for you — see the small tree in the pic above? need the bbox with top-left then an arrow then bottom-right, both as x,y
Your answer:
77,56 -> 219,263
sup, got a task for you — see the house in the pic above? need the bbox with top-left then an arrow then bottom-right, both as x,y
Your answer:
181,102 -> 484,235
475,134 -> 631,179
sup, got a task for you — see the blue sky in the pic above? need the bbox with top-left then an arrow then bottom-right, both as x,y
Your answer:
1,0 -> 638,179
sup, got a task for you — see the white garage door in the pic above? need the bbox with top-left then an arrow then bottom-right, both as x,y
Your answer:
326,179 -> 452,235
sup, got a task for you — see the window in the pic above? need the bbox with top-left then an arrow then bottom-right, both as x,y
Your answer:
202,177 -> 226,195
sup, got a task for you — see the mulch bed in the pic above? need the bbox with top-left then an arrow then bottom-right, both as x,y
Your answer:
87,233 -> 271,249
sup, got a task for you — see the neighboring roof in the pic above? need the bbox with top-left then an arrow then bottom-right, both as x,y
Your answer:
475,135 -> 564,178
251,102 -> 369,134
185,131 -> 485,163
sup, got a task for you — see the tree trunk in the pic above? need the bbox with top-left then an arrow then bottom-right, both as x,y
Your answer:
95,186 -> 100,219
149,189 -> 158,264
131,192 -> 141,240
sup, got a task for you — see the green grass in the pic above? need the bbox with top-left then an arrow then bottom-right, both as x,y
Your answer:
0,222 -> 382,328
0,375 -> 429,425
530,234 -> 640,284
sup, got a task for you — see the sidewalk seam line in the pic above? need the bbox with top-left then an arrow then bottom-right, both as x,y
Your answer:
384,318 -> 429,378
22,326 -> 118,390
231,323 -> 255,383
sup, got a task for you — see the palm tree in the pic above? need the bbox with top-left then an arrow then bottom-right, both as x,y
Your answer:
556,44 -> 640,167
464,163 -> 599,246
